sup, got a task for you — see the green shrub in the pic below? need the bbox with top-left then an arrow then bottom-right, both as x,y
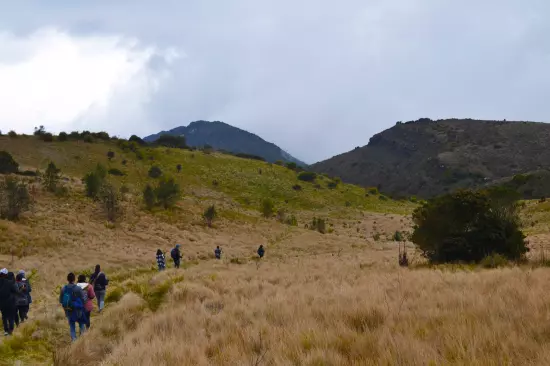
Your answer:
42,162 -> 61,192
309,217 -> 326,234
292,184 -> 302,191
33,125 -> 46,136
155,177 -> 180,209
203,205 -> 217,227
40,133 -> 54,142
143,184 -> 156,210
367,187 -> 379,195
0,177 -> 32,221
129,135 -> 146,145
148,166 -> 162,179
83,164 -> 107,199
8,131 -> 17,138
285,215 -> 298,226
261,198 -> 274,218
83,135 -> 94,143
285,162 -> 297,171
298,171 -> 317,182
393,231 -> 403,242
327,181 -> 338,189
480,253 -> 510,268
412,189 -> 527,264
100,183 -> 122,222
176,164 -> 182,173
379,195 -> 388,201
154,134 -> 187,149
107,151 -> 115,161
0,151 -> 19,174
105,287 -> 124,303
108,168 -> 125,176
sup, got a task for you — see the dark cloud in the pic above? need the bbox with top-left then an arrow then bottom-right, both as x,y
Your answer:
1,0 -> 550,163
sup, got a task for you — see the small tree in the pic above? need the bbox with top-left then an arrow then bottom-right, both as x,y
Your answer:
155,177 -> 180,209
0,151 -> 19,174
285,162 -> 297,170
107,151 -> 115,161
42,162 -> 61,192
8,131 -> 17,138
143,184 -> 156,210
100,183 -> 122,222
297,171 -> 317,182
0,177 -> 32,221
261,199 -> 274,218
129,135 -> 146,145
33,125 -> 46,136
83,164 -> 107,199
176,164 -> 182,173
58,132 -> 68,142
148,166 -> 162,179
203,205 -> 217,227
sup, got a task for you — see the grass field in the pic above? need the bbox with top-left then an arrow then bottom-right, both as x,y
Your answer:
2,135 -> 550,365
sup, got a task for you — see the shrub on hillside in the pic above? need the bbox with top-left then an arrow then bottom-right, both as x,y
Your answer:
83,164 -> 107,199
327,181 -> 339,189
155,134 -> 187,149
298,171 -> 317,182
8,131 -> 17,138
155,177 -> 181,209
0,151 -> 19,174
100,183 -> 123,222
0,177 -> 32,221
58,132 -> 68,141
261,198 -> 274,218
148,166 -> 162,179
40,133 -> 54,142
309,217 -> 326,234
83,135 -> 94,143
411,189 -> 527,264
203,205 -> 217,227
292,184 -> 302,191
129,135 -> 146,145
176,164 -> 182,173
108,168 -> 125,176
285,162 -> 297,171
367,187 -> 379,195
143,184 -> 156,210
33,125 -> 46,136
274,160 -> 283,166
107,151 -> 115,161
42,162 -> 61,193
285,214 -> 298,226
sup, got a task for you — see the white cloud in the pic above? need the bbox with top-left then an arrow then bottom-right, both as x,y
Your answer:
0,28 -> 179,136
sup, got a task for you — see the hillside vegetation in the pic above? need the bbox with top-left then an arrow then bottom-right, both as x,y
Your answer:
4,132 -> 550,365
312,118 -> 550,199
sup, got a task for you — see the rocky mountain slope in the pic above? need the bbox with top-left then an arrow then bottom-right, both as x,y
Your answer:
312,118 -> 550,198
144,120 -> 307,166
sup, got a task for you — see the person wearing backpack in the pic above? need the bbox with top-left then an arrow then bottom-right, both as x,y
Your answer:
257,245 -> 265,259
17,270 -> 31,315
171,244 -> 183,269
0,268 -> 18,336
89,265 -> 108,313
156,249 -> 166,271
77,274 -> 95,329
14,273 -> 29,326
59,272 -> 87,341
214,246 -> 222,260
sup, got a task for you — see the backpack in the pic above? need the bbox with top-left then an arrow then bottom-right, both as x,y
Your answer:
62,285 -> 84,312
171,248 -> 178,260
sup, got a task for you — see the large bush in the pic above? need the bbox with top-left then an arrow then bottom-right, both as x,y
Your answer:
83,164 -> 107,199
411,189 -> 527,263
0,151 -> 19,174
42,162 -> 61,192
297,171 -> 317,182
155,134 -> 187,149
148,166 -> 163,179
0,177 -> 32,221
155,177 -> 181,209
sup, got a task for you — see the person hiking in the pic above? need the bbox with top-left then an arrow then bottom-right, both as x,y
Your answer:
17,270 -> 32,313
89,265 -> 108,313
171,244 -> 183,268
14,273 -> 29,325
156,249 -> 166,271
214,246 -> 222,260
257,245 -> 265,259
0,269 -> 18,336
77,274 -> 95,329
59,272 -> 87,341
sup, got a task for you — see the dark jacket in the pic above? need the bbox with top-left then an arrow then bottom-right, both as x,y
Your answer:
90,272 -> 108,292
171,247 -> 182,261
257,246 -> 265,258
15,281 -> 29,307
0,277 -> 19,310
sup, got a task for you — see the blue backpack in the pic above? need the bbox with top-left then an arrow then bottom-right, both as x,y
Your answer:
62,285 -> 84,312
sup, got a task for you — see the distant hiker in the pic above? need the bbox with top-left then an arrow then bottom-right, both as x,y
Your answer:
60,272 -> 86,341
214,246 -> 222,260
0,268 -> 18,336
257,245 -> 265,259
156,249 -> 166,271
90,265 -> 109,313
17,270 -> 32,310
77,274 -> 95,329
171,244 -> 183,268
14,273 -> 29,326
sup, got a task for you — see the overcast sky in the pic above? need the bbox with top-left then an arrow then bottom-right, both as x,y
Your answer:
0,1 -> 549,163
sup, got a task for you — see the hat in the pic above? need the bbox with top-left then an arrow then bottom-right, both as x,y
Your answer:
176,244 -> 181,248
0,268 -> 7,275
18,270 -> 25,276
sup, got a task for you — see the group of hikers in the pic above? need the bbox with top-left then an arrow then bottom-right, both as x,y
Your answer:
58,265 -> 109,341
0,269 -> 32,336
2,244 -> 266,341
155,244 -> 266,271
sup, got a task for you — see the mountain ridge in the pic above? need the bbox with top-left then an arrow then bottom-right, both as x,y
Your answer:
311,118 -> 550,198
144,120 -> 307,166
